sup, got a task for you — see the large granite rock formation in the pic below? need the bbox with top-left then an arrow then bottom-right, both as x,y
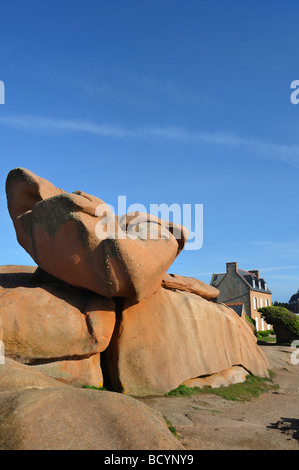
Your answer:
1,168 -> 270,398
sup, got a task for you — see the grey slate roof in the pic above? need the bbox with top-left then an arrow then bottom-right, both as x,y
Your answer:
225,303 -> 244,317
238,269 -> 271,294
210,273 -> 225,288
210,267 -> 272,294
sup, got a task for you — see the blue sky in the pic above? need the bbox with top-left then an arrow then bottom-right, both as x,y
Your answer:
0,0 -> 299,301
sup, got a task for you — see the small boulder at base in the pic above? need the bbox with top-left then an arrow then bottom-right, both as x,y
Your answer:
184,366 -> 248,389
0,360 -> 183,450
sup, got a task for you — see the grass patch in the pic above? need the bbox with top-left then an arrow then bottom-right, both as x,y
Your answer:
165,384 -> 199,397
257,331 -> 276,343
163,416 -> 180,439
165,371 -> 278,402
83,385 -> 107,391
257,336 -> 276,344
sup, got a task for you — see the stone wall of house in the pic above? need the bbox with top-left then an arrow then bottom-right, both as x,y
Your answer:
216,264 -> 251,317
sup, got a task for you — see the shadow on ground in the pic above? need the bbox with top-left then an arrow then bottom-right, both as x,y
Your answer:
268,418 -> 299,442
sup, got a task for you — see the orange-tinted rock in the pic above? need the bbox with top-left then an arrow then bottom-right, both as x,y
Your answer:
0,265 -> 36,274
162,273 -> 219,299
103,288 -> 269,396
0,358 -> 67,392
0,359 -> 183,450
184,366 -> 248,389
0,266 -> 115,387
33,354 -> 104,388
6,168 -> 188,300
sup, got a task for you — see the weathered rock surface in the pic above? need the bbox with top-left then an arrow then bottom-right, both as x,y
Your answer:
0,265 -> 270,394
0,358 -> 67,392
184,366 -> 248,389
162,273 -> 219,299
6,168 -> 188,301
0,265 -> 36,274
104,288 -> 269,396
0,359 -> 182,450
0,266 -> 115,387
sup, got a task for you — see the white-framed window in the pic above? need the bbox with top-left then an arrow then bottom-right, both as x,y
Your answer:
253,297 -> 257,309
252,279 -> 256,288
260,299 -> 263,308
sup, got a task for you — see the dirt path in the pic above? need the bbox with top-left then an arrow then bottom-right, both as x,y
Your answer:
139,345 -> 299,450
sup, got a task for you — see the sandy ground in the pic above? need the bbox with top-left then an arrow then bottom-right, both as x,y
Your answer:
139,344 -> 299,450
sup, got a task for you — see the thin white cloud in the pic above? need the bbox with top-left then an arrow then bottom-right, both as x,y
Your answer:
263,274 -> 299,281
142,75 -> 215,108
1,114 -> 299,167
252,240 -> 299,256
82,75 -> 215,110
260,265 -> 299,272
0,115 -> 134,138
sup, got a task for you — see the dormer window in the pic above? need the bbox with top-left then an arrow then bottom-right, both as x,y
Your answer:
264,282 -> 267,291
252,279 -> 256,288
258,280 -> 261,290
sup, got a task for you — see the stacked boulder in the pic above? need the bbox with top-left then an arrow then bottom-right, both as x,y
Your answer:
0,168 -> 269,396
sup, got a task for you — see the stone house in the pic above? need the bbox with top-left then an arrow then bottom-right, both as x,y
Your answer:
210,262 -> 272,331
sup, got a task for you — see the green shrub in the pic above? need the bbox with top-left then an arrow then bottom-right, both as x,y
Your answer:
258,306 -> 299,338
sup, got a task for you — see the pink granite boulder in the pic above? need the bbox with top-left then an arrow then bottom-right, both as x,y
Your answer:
0,266 -> 115,387
6,168 -> 188,301
103,287 -> 269,396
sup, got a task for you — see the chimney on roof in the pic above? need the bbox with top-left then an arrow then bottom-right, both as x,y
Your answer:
249,270 -> 259,278
226,262 -> 238,273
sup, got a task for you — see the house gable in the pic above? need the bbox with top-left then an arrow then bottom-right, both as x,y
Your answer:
210,261 -> 272,321
213,262 -> 250,313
